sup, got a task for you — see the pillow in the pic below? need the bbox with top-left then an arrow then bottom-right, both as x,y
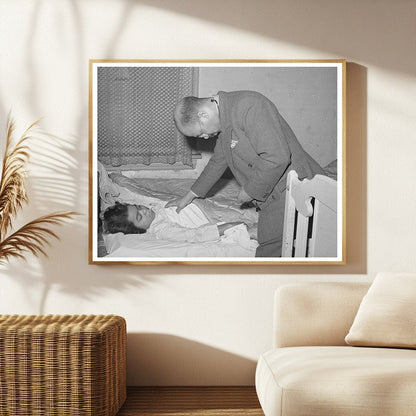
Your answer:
345,272 -> 416,348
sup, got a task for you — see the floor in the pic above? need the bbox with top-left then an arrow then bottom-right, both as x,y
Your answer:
116,386 -> 264,416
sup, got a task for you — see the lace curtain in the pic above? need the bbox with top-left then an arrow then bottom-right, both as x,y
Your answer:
97,66 -> 195,167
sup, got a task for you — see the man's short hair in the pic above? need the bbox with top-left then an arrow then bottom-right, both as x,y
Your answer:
102,202 -> 146,235
174,96 -> 201,128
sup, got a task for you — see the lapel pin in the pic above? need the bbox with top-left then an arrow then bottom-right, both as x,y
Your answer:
230,140 -> 239,149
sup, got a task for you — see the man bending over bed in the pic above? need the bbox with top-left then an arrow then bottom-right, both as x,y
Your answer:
102,202 -> 246,243
168,91 -> 325,257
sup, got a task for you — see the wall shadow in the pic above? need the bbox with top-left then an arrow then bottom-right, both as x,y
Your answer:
133,0 -> 414,76
127,333 -> 257,386
343,63 -> 368,274
0,125 -> 161,313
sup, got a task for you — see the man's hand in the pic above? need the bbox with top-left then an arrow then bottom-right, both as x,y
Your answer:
237,188 -> 253,204
217,222 -> 244,235
165,191 -> 197,213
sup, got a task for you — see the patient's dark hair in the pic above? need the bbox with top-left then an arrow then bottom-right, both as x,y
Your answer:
103,202 -> 146,235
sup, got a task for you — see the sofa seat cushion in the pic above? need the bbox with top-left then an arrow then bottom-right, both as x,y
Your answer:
256,346 -> 416,416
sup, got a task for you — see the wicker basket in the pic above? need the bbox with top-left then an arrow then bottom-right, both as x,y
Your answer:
0,314 -> 126,416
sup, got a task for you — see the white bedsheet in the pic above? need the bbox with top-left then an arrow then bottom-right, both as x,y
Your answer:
104,223 -> 256,259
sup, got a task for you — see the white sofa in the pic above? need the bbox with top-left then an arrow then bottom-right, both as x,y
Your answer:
255,281 -> 416,416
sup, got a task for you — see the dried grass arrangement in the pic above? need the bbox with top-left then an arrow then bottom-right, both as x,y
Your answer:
0,116 -> 78,264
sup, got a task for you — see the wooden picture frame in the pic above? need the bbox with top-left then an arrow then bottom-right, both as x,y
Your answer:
89,60 -> 345,265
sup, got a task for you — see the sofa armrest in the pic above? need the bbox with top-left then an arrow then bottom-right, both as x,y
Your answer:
273,282 -> 370,348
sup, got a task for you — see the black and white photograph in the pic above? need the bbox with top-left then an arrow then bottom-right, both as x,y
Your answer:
89,60 -> 345,264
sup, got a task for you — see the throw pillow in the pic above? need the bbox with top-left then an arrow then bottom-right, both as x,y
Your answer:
345,272 -> 416,348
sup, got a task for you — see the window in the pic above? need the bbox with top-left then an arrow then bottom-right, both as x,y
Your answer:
97,66 -> 197,168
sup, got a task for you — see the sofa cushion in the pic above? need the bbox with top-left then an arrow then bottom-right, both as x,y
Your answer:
255,346 -> 416,416
345,272 -> 416,348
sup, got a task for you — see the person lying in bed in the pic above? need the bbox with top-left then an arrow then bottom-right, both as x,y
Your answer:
102,202 -> 245,243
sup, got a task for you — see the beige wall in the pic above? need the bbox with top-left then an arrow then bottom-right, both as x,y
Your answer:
0,0 -> 415,385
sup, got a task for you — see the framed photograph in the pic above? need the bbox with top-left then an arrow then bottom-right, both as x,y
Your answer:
89,60 -> 345,265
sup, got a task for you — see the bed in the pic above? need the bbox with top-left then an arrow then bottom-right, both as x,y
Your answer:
97,163 -> 259,259
282,170 -> 338,258
96,162 -> 338,260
